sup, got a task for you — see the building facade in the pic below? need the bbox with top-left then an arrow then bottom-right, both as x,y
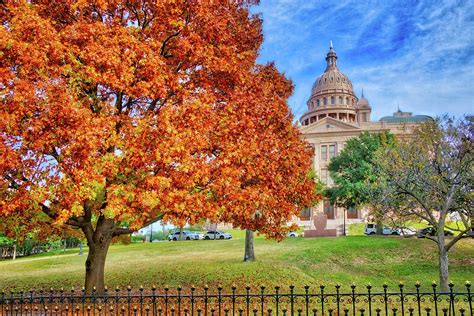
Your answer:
297,44 -> 432,234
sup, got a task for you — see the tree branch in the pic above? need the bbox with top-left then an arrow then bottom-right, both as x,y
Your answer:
113,228 -> 135,236
160,30 -> 182,57
445,228 -> 471,252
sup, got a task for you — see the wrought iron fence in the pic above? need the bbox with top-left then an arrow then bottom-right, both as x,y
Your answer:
1,282 -> 472,315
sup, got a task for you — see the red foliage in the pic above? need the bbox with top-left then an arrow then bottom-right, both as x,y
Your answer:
0,1 -> 318,243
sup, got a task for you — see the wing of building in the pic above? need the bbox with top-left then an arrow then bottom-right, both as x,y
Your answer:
297,44 -> 432,234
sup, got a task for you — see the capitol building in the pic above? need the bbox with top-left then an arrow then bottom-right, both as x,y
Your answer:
297,44 -> 432,234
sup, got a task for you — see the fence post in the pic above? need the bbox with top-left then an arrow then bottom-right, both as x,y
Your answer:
260,286 -> 265,316
351,284 -> 357,316
245,286 -> 251,316
274,286 -> 279,316
431,282 -> 438,316
465,282 -> 472,316
178,286 -> 182,316
151,286 -> 157,316
204,285 -> 209,316
304,285 -> 310,316
382,284 -> 388,316
398,283 -> 405,316
335,284 -> 341,316
367,285 -> 372,316
320,285 -> 325,316
115,286 -> 120,315
103,286 -> 108,315
164,286 -> 169,316
218,286 -> 223,316
290,285 -> 295,316
232,286 -> 236,316
127,286 -> 132,316
449,282 -> 455,316
191,286 -> 196,316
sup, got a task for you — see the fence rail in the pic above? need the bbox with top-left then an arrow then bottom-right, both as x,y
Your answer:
1,282 -> 472,316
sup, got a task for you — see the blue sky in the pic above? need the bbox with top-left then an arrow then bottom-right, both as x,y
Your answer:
253,0 -> 474,121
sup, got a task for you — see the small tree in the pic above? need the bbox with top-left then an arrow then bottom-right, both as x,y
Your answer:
376,116 -> 473,290
327,132 -> 395,233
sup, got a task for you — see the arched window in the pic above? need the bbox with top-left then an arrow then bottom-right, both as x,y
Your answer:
324,98 -> 328,105
331,96 -> 335,104
316,99 -> 320,107
346,97 -> 349,104
330,77 -> 333,82
339,96 -> 343,104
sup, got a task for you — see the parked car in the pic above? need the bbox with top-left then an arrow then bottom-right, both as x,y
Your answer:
190,231 -> 204,240
203,230 -> 232,240
364,223 -> 400,235
167,231 -> 201,241
287,231 -> 299,237
416,227 -> 454,238
397,227 -> 417,237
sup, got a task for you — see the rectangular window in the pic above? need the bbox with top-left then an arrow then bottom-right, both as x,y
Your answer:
300,208 -> 311,220
321,145 -> 327,161
329,144 -> 336,158
321,169 -> 328,184
323,200 -> 335,219
347,206 -> 358,219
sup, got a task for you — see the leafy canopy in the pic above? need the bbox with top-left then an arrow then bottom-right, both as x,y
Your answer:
326,132 -> 395,208
0,0 -> 318,241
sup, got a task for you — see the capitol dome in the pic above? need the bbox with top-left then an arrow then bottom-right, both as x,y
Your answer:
310,47 -> 355,98
300,43 -> 365,126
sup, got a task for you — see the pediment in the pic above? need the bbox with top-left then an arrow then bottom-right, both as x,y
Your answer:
299,117 -> 361,134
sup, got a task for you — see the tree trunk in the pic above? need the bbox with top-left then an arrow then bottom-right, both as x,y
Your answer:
83,218 -> 114,294
243,229 -> 255,262
437,233 -> 449,291
178,226 -> 184,241
12,244 -> 16,260
375,218 -> 383,235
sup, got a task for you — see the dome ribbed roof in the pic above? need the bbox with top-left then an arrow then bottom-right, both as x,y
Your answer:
310,46 -> 355,98
311,69 -> 354,96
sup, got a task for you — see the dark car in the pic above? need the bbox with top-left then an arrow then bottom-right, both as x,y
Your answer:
417,227 -> 454,238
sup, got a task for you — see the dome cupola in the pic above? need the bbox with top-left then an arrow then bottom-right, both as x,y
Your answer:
300,42 -> 364,126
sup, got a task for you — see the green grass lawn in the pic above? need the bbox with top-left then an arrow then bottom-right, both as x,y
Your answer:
1,229 -> 472,292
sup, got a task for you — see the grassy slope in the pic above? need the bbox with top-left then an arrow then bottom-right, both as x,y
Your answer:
1,229 -> 472,291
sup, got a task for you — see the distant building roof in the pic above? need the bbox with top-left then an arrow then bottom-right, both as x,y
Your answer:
379,109 -> 433,123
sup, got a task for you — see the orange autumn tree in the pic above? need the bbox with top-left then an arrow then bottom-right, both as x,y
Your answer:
0,0 -> 318,292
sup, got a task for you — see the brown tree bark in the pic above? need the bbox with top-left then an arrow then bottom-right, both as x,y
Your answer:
243,229 -> 255,262
12,244 -> 16,260
375,217 -> 384,235
82,217 -> 115,294
178,226 -> 184,241
437,232 -> 449,292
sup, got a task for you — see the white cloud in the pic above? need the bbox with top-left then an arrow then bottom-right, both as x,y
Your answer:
255,0 -> 474,120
